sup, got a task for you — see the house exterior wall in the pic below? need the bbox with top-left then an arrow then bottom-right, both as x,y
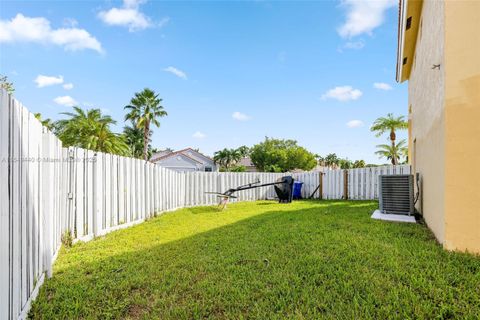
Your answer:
408,0 -> 480,253
155,155 -> 201,172
182,150 -> 217,171
443,0 -> 480,252
154,152 -> 217,172
408,0 -> 445,243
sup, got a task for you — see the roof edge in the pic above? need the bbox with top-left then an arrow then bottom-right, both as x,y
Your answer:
396,0 -> 408,83
152,151 -> 203,164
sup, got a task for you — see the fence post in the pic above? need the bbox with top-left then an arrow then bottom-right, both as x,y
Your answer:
92,153 -> 100,237
318,172 -> 323,200
41,128 -> 53,279
67,147 -> 75,237
0,89 -> 10,319
343,170 -> 349,200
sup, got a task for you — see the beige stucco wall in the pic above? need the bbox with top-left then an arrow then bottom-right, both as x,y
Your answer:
408,0 -> 445,243
443,0 -> 480,253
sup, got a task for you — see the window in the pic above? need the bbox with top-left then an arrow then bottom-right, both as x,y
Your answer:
205,167 -> 212,172
406,17 -> 412,30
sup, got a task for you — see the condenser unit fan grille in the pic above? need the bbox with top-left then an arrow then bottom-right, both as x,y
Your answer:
378,175 -> 414,215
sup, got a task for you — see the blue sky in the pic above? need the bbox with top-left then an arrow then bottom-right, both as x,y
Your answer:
0,0 -> 407,163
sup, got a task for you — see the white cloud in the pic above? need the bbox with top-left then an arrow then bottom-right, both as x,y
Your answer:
0,14 -> 103,53
346,120 -> 364,128
321,86 -> 363,102
98,0 -> 159,32
164,66 -> 187,80
98,8 -> 150,31
192,131 -> 206,139
232,111 -> 250,121
373,82 -> 392,90
344,40 -> 365,50
63,83 -> 74,90
124,0 -> 146,9
62,18 -> 78,28
35,75 -> 64,88
53,95 -> 77,107
157,17 -> 170,28
338,0 -> 396,38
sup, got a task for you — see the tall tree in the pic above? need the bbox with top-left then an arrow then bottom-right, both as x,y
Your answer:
315,154 -> 325,166
123,123 -> 149,158
213,148 -> 241,170
213,148 -> 228,169
236,145 -> 250,158
125,88 -> 167,160
352,160 -> 366,168
324,153 -> 340,168
338,159 -> 353,169
370,113 -> 408,165
375,139 -> 408,165
250,138 -> 317,172
56,107 -> 129,156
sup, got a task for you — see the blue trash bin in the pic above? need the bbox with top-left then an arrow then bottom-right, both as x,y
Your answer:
293,181 -> 303,200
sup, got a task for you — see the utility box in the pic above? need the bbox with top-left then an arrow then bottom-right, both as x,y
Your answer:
378,175 -> 414,215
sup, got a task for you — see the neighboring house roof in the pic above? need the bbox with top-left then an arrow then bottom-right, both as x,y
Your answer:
238,157 -> 255,167
396,0 -> 424,82
168,153 -> 204,166
151,148 -> 212,165
153,152 -> 202,164
180,148 -> 214,162
150,150 -> 173,162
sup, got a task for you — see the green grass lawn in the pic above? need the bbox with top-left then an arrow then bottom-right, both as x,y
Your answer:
30,200 -> 480,319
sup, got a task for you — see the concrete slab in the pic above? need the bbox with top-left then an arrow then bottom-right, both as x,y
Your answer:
371,210 -> 416,223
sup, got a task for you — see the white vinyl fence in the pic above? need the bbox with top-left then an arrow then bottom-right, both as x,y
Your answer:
322,165 -> 411,199
0,90 -> 410,319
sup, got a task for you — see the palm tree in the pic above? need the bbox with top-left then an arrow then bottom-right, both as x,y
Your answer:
123,123 -> 148,158
352,160 -> 366,168
375,139 -> 408,165
124,88 -> 167,160
34,113 -> 55,131
315,154 -> 325,166
56,107 -> 129,156
370,113 -> 408,165
324,153 -> 340,168
213,148 -> 230,170
236,145 -> 250,158
213,148 -> 242,171
338,159 -> 353,169
230,148 -> 242,165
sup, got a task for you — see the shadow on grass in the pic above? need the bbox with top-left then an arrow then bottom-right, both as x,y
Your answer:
255,202 -> 278,206
186,206 -> 222,214
30,201 -> 480,320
